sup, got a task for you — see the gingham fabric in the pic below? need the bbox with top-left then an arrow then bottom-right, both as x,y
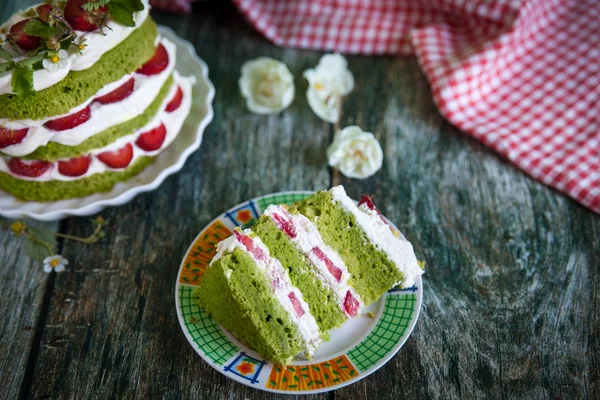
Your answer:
230,0 -> 600,214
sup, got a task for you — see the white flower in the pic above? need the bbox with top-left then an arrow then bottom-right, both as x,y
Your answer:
327,126 -> 383,179
42,49 -> 68,72
43,255 -> 68,273
303,53 -> 354,123
239,57 -> 295,114
0,33 -> 6,46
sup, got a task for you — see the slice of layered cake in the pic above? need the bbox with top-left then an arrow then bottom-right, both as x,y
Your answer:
0,0 -> 195,201
196,186 -> 424,364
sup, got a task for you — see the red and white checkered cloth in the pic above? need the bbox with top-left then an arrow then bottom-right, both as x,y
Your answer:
230,0 -> 600,214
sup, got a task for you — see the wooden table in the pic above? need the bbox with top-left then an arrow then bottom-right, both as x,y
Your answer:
1,2 -> 598,399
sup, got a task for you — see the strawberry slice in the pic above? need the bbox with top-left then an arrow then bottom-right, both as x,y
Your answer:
8,158 -> 52,177
97,143 -> 133,169
64,0 -> 108,32
270,211 -> 297,239
44,106 -> 91,131
343,291 -> 360,317
0,127 -> 29,149
58,155 -> 91,177
165,86 -> 183,112
136,44 -> 169,76
287,292 -> 305,318
233,230 -> 267,262
358,194 -> 389,225
95,78 -> 135,104
9,19 -> 42,51
312,247 -> 343,282
135,123 -> 166,152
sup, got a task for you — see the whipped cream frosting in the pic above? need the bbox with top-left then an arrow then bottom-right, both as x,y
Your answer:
264,204 -> 363,317
0,0 -> 150,94
1,37 -> 176,157
212,230 -> 322,355
329,185 -> 424,288
0,72 -> 195,182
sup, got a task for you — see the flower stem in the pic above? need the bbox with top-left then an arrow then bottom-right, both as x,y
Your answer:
53,223 -> 103,244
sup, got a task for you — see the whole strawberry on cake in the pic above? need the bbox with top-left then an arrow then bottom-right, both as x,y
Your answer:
0,0 -> 195,201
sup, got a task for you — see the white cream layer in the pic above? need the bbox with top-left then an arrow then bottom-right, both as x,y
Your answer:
0,0 -> 150,94
329,185 -> 424,288
264,204 -> 363,317
1,37 -> 176,157
212,230 -> 322,355
0,72 -> 194,182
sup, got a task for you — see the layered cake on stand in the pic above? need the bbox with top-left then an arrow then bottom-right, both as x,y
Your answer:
0,0 -> 195,201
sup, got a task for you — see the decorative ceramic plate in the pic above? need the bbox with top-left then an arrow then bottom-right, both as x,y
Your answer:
175,192 -> 423,395
0,26 -> 214,221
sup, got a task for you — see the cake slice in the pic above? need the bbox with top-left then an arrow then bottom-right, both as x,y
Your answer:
196,186 -> 424,364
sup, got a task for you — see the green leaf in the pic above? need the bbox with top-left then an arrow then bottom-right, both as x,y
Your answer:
282,376 -> 287,383
293,375 -> 299,381
11,65 -> 35,97
107,0 -> 143,27
315,380 -> 323,385
350,370 -> 356,376
275,365 -> 281,373
27,227 -> 58,252
324,373 -> 329,380
332,377 -> 341,383
0,47 -> 14,62
0,60 -> 15,74
312,366 -> 320,372
307,381 -> 314,387
269,380 -> 276,387
24,238 -> 53,262
82,0 -> 111,11
25,19 -> 60,40
288,384 -> 297,389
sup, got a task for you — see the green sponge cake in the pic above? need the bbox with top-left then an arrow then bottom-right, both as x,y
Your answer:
0,0 -> 196,201
196,186 -> 425,364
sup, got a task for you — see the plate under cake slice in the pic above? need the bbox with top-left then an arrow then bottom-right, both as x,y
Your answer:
196,186 -> 425,364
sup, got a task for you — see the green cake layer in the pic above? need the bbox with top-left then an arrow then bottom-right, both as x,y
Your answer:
293,190 -> 403,305
196,248 -> 305,364
0,156 -> 154,202
252,216 -> 346,336
16,75 -> 174,161
0,18 -> 158,121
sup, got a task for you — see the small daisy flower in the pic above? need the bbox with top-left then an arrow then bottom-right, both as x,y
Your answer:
239,57 -> 295,114
303,53 -> 354,123
76,39 -> 87,54
0,33 -> 7,46
10,221 -> 26,236
43,255 -> 68,273
327,125 -> 383,179
42,49 -> 68,72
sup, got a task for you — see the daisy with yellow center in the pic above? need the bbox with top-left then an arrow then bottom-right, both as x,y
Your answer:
43,255 -> 68,273
42,49 -> 68,72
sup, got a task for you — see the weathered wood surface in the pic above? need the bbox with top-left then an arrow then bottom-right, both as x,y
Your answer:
1,1 -> 599,399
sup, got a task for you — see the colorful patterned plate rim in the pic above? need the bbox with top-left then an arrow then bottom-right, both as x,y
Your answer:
175,191 -> 423,395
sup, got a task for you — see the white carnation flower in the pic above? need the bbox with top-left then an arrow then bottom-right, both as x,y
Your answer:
303,53 -> 354,123
239,57 -> 295,114
42,49 -> 68,72
327,126 -> 383,179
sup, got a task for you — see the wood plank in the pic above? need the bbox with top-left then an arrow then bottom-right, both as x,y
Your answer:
0,221 -> 58,399
27,4 -> 329,399
334,56 -> 600,399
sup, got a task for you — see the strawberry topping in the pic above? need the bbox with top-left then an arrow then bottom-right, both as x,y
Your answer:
64,0 -> 108,32
358,194 -> 389,225
97,143 -> 134,169
135,123 -> 167,152
234,230 -> 267,262
343,291 -> 360,317
165,86 -> 183,112
8,158 -> 52,177
136,44 -> 169,76
44,106 -> 91,131
9,19 -> 42,51
311,247 -> 343,282
271,211 -> 297,239
0,127 -> 29,149
288,292 -> 305,318
95,78 -> 135,104
58,155 -> 91,177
